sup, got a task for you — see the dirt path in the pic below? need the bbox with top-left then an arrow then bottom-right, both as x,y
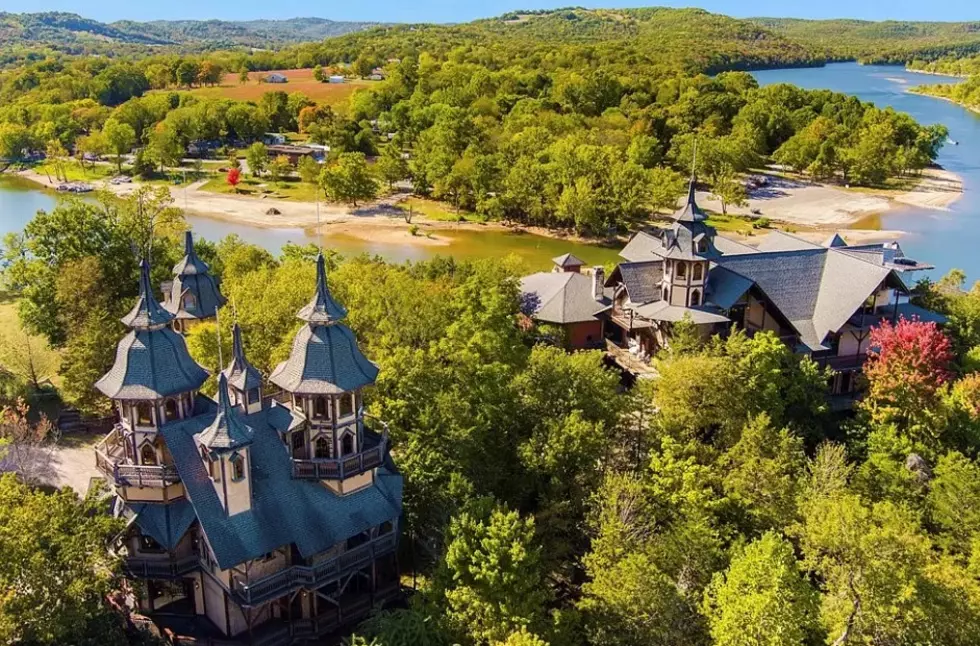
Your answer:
45,435 -> 102,495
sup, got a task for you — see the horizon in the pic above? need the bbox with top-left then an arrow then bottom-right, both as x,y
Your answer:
2,1 -> 978,26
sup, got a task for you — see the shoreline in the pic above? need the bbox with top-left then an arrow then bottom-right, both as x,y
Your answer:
906,88 -> 980,116
14,163 -> 965,247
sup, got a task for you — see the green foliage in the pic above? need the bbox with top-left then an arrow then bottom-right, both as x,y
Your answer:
320,151 -> 378,206
702,532 -> 818,646
246,141 -> 268,177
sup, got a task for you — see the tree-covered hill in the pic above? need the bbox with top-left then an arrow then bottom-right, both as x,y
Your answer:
752,17 -> 980,64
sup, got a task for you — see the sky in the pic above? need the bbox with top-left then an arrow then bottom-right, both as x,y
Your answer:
2,0 -> 978,24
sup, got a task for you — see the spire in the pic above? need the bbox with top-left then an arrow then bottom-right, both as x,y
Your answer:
223,323 -> 262,391
173,231 -> 210,276
296,252 -> 347,324
121,259 -> 175,329
674,176 -> 707,223
197,374 -> 253,453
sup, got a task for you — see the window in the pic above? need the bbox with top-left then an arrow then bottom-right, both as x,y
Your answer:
291,431 -> 305,455
136,403 -> 153,426
692,263 -> 703,281
690,289 -> 701,307
315,436 -> 331,459
339,394 -> 354,418
182,293 -> 197,310
139,534 -> 164,552
313,397 -> 328,419
247,388 -> 260,405
676,262 -> 687,278
164,399 -> 179,422
341,434 -> 355,456
230,454 -> 245,481
141,443 -> 157,466
662,287 -> 669,302
697,239 -> 708,253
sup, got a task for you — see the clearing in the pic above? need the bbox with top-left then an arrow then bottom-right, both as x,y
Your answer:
168,68 -> 374,104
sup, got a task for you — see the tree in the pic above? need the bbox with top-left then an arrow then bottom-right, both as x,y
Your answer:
313,66 -> 325,82
862,317 -> 954,444
0,323 -> 59,393
269,154 -> 291,186
238,66 -> 250,85
0,400 -> 57,486
176,60 -> 200,88
74,132 -> 106,169
0,474 -> 127,645
0,123 -> 32,161
44,139 -> 69,183
437,501 -> 548,644
297,154 -> 320,187
320,152 -> 378,207
702,532 -> 818,646
712,163 -> 748,215
227,167 -> 242,192
101,119 -> 135,173
376,144 -> 409,189
246,142 -> 268,177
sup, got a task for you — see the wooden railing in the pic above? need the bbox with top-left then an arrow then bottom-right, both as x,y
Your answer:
125,553 -> 200,579
291,429 -> 388,482
95,425 -> 181,488
231,532 -> 397,606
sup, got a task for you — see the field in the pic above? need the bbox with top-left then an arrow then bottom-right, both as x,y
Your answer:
173,68 -> 373,104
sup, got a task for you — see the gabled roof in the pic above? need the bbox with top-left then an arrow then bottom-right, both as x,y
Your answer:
633,301 -> 730,324
222,324 -> 262,392
607,261 -> 663,305
95,328 -> 209,400
129,499 -> 197,551
552,253 -> 585,269
296,253 -> 347,324
196,375 -> 253,454
706,266 -> 755,309
269,324 -> 378,395
520,272 -> 610,324
121,260 -> 175,329
823,233 -> 848,248
161,404 -> 401,570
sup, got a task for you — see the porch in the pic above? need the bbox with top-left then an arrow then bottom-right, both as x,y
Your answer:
291,426 -> 388,482
95,425 -> 181,488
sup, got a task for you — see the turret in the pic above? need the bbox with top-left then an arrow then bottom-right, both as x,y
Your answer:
196,374 -> 254,515
222,323 -> 263,415
660,179 -> 714,308
165,231 -> 226,333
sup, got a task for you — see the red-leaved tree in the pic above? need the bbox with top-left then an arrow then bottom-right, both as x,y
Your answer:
862,317 -> 953,434
226,167 -> 241,192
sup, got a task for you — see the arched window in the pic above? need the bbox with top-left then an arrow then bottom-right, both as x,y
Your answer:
313,397 -> 328,419
697,239 -> 708,253
690,290 -> 701,307
141,443 -> 158,466
692,263 -> 703,281
136,403 -> 153,426
182,293 -> 197,310
341,434 -> 355,456
291,431 -> 305,457
230,454 -> 245,481
164,399 -> 179,422
676,262 -> 686,278
314,436 -> 331,459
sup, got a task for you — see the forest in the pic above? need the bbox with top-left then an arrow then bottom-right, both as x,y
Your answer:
5,192 -> 980,645
0,16 -> 948,235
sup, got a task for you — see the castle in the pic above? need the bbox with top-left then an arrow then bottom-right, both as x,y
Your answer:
93,233 -> 402,644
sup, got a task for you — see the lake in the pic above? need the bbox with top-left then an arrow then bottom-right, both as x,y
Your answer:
1,62 -> 978,276
753,63 -> 979,281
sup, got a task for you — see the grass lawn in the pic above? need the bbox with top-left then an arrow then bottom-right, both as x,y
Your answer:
33,161 -> 116,182
200,174 -> 319,202
705,212 -> 760,235
0,292 -> 63,393
156,69 -> 373,106
398,196 -> 488,223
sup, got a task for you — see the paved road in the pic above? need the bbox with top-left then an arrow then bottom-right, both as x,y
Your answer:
45,434 -> 102,495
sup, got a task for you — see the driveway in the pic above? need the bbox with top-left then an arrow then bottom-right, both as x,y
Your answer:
45,434 -> 102,496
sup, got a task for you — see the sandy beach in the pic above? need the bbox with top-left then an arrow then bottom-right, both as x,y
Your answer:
17,165 -> 964,245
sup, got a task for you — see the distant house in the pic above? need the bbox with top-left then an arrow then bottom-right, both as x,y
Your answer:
263,133 -> 287,145
266,144 -> 316,165
520,254 -> 611,350
368,67 -> 386,81
328,75 -> 346,84
265,73 -> 288,83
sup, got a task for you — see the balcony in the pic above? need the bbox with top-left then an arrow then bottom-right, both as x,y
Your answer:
231,532 -> 397,606
814,353 -> 868,372
291,428 -> 388,481
125,553 -> 200,579
95,426 -> 181,488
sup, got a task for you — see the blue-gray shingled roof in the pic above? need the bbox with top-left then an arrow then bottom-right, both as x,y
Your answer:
122,259 -> 175,329
222,324 -> 263,392
196,375 -> 253,453
269,324 -> 378,395
95,328 -> 209,400
130,499 -> 197,551
297,253 -> 347,324
160,404 -> 402,570
165,232 -> 226,320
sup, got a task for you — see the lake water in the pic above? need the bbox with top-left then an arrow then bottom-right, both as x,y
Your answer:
1,62 -> 977,275
753,63 -> 979,281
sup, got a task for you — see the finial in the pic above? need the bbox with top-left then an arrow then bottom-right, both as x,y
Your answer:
217,373 -> 231,411
232,323 -> 245,363
184,230 -> 194,256
138,258 -> 152,296
691,137 -> 698,184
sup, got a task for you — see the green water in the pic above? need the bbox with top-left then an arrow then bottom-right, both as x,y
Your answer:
0,176 -> 621,270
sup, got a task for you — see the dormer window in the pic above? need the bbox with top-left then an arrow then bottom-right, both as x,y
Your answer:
230,453 -> 245,482
696,239 -> 708,253
315,436 -> 331,459
341,433 -> 355,456
183,293 -> 197,310
247,388 -> 260,405
140,443 -> 157,466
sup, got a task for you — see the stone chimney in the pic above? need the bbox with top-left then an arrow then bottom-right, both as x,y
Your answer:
592,266 -> 605,302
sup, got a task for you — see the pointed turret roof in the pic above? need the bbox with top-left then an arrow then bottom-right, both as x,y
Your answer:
121,259 -> 175,329
222,324 -> 262,392
165,232 -> 226,321
823,233 -> 848,248
674,180 -> 708,223
296,252 -> 347,324
196,374 -> 253,453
